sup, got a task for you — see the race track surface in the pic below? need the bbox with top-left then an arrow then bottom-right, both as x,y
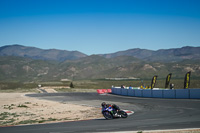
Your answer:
1,92 -> 200,133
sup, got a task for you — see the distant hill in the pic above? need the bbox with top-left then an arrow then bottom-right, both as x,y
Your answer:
0,44 -> 87,61
0,45 -> 200,81
0,55 -> 200,82
100,48 -> 153,59
100,46 -> 200,62
1,45 -> 200,62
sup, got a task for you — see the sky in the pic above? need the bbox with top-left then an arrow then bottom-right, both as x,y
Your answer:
0,0 -> 200,55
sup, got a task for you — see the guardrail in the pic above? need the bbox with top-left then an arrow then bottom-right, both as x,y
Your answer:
111,88 -> 200,99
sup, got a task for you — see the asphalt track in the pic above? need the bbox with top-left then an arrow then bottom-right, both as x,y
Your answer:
1,92 -> 200,133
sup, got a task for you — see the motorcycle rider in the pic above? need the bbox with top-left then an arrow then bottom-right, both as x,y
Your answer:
101,102 -> 120,116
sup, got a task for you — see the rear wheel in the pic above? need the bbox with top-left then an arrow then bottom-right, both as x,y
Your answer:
119,110 -> 128,118
103,111 -> 113,120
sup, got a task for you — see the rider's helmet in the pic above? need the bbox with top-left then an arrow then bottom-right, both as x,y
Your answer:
101,102 -> 106,107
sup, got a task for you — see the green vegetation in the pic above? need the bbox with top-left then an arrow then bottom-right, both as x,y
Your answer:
17,104 -> 28,108
3,105 -> 14,110
70,79 -> 200,89
0,115 -> 75,126
0,81 -> 39,92
1,55 -> 200,82
17,117 -> 57,125
0,112 -> 15,120
3,103 -> 30,110
25,102 -> 31,104
0,112 -> 19,125
70,82 -> 74,88
0,78 -> 199,93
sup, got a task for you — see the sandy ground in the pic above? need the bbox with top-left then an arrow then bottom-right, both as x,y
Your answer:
0,93 -> 102,126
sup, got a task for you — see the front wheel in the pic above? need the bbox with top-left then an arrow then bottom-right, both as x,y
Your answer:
119,110 -> 128,118
102,111 -> 113,120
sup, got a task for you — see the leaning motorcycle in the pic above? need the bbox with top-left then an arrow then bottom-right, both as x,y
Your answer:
102,106 -> 128,120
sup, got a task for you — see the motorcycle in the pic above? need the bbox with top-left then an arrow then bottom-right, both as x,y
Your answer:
102,106 -> 128,120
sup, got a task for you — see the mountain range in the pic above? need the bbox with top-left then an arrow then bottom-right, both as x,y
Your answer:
0,45 -> 87,61
0,44 -> 200,81
100,46 -> 200,62
1,45 -> 200,62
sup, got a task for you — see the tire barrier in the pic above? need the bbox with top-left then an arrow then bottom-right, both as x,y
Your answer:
97,89 -> 112,94
111,88 -> 200,99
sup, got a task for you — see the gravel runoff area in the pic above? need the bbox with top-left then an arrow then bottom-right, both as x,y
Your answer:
0,93 -> 102,126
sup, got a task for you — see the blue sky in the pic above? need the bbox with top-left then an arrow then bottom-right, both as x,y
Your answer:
0,0 -> 200,55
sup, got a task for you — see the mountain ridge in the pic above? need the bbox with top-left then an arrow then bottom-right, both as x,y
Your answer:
0,44 -> 88,61
99,46 -> 200,62
1,44 -> 200,62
